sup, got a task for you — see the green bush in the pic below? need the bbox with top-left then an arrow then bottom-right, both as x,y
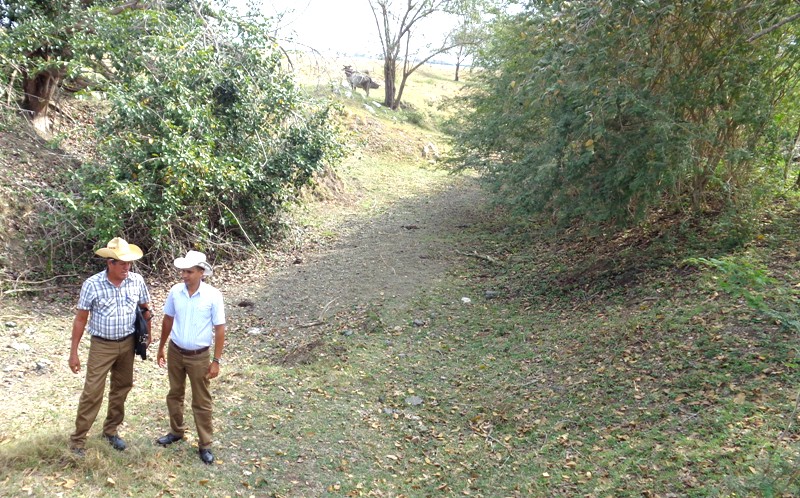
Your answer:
43,4 -> 345,265
448,1 -> 800,228
687,256 -> 800,333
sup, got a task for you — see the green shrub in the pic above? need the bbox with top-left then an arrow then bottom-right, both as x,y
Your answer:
687,255 -> 800,333
449,1 -> 800,227
42,5 -> 345,265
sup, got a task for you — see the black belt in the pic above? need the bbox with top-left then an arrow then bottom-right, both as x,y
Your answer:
170,340 -> 209,356
92,334 -> 133,342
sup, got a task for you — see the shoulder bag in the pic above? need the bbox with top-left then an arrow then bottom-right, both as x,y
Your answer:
133,306 -> 148,360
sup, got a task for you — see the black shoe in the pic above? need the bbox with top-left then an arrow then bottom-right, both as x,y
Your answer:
103,434 -> 127,451
199,448 -> 214,464
156,433 -> 183,446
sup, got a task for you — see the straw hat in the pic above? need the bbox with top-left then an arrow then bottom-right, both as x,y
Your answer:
95,237 -> 143,261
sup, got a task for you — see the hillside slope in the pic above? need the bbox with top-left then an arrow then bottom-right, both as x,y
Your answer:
1,62 -> 799,497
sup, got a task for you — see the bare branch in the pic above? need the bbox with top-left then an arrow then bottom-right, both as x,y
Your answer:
748,11 -> 800,42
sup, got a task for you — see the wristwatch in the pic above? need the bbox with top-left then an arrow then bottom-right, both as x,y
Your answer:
212,357 -> 222,364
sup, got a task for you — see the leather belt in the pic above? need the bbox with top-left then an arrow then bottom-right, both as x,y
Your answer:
170,340 -> 209,356
92,334 -> 133,342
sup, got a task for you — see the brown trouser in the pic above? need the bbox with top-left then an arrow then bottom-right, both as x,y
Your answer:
70,335 -> 134,449
166,341 -> 214,449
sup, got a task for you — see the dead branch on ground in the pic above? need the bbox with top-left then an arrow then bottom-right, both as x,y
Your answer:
456,249 -> 501,265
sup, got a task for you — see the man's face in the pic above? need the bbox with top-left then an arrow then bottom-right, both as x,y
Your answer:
107,259 -> 131,280
181,267 -> 204,288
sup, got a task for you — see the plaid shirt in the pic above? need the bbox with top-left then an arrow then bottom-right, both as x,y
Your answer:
77,270 -> 151,340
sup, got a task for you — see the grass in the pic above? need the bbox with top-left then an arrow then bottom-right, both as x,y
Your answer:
10,224 -> 795,497
2,62 -> 800,497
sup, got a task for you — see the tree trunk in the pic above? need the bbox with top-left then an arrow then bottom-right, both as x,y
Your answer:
383,57 -> 396,109
454,45 -> 465,81
786,119 -> 800,183
395,72 -> 410,110
22,67 -> 62,132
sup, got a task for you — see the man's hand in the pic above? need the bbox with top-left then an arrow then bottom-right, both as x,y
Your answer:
157,347 -> 167,368
69,309 -> 89,373
206,361 -> 220,380
69,352 -> 81,373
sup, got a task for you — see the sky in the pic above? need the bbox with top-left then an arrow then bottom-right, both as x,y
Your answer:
229,0 -> 463,62
261,0 -> 379,56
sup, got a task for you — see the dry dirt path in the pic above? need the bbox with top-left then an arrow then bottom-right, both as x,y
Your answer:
220,173 -> 488,361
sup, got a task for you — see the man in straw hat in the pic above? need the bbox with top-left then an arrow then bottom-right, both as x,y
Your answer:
156,250 -> 226,464
68,237 -> 153,456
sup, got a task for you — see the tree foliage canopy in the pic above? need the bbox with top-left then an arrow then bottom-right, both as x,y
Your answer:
2,1 -> 345,266
450,0 -> 800,227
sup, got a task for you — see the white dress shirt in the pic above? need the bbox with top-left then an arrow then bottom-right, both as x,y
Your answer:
163,281 -> 225,350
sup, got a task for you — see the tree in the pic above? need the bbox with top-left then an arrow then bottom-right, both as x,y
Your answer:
0,0 -> 149,131
368,0 -> 483,109
449,0 -> 800,228
450,6 -> 489,82
7,2 -> 345,266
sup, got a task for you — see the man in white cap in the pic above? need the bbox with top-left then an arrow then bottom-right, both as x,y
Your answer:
69,237 -> 153,456
156,250 -> 226,464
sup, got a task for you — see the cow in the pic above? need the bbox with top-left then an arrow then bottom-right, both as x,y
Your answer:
343,65 -> 380,97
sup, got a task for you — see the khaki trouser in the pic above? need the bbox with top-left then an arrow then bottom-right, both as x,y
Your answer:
70,336 -> 134,449
166,341 -> 214,449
